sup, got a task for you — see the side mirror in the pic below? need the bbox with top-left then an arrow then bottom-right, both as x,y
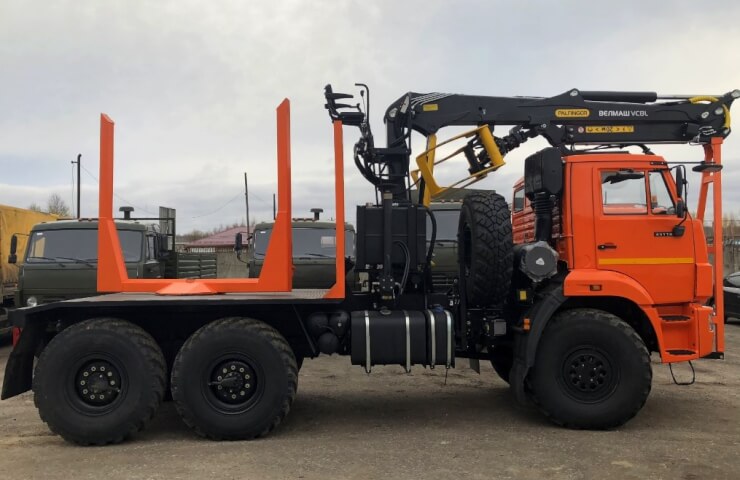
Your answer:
156,234 -> 170,260
8,235 -> 18,264
234,232 -> 243,258
674,167 -> 687,218
675,199 -> 686,218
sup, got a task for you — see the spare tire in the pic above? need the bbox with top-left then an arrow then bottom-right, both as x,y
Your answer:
458,192 -> 513,308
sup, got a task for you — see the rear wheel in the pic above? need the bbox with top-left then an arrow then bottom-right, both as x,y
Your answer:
458,193 -> 513,307
171,317 -> 297,440
33,318 -> 166,445
529,308 -> 652,429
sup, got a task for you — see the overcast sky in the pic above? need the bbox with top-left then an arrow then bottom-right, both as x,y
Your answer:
2,0 -> 739,232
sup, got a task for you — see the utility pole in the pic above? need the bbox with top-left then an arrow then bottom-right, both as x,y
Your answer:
244,172 -> 250,234
71,154 -> 81,218
272,193 -> 276,220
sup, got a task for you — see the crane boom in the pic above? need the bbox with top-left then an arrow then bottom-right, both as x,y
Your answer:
382,88 -> 737,147
325,85 -> 738,199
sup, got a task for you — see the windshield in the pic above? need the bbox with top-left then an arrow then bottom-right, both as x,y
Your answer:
428,210 -> 460,242
26,229 -> 144,263
253,227 -> 355,259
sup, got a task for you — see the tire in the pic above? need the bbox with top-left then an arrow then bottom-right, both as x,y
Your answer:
458,192 -> 513,307
489,345 -> 513,384
171,317 -> 297,440
529,308 -> 652,429
33,318 -> 166,445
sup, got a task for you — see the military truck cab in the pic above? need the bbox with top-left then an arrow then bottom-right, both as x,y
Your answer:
247,217 -> 355,289
15,219 -> 216,309
16,220 -> 164,308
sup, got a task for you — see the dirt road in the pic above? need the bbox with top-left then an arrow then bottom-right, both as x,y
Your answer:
1,325 -> 739,480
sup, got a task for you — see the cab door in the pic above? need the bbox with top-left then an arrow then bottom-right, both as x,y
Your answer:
593,165 -> 695,304
143,234 -> 164,279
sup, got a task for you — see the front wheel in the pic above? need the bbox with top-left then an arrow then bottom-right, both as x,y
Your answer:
529,308 -> 652,429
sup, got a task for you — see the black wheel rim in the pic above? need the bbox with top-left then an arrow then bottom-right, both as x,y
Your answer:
66,354 -> 127,415
559,347 -> 619,403
202,353 -> 264,414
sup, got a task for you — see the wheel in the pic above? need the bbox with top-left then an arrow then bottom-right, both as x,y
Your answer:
489,345 -> 513,384
32,318 -> 166,445
171,317 -> 297,440
529,308 -> 652,429
458,192 -> 513,307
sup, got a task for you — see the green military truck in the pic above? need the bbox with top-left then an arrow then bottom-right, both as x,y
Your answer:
1,205 -> 58,338
9,218 -> 217,311
245,210 -> 355,289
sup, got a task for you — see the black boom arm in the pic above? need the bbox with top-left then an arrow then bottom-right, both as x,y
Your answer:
325,85 -> 738,199
383,88 -> 738,148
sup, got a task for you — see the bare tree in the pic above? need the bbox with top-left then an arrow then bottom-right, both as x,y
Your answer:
28,202 -> 43,212
46,193 -> 71,216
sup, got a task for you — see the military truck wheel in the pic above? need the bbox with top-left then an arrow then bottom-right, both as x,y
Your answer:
171,317 -> 297,440
529,308 -> 652,429
33,318 -> 166,445
458,193 -> 513,307
489,345 -> 513,384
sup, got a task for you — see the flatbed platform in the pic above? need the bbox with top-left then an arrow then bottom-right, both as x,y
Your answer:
8,289 -> 341,329
66,290 -> 333,304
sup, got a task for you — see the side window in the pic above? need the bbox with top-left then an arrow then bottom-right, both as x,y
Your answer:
601,170 -> 647,215
30,234 -> 46,257
513,188 -> 525,212
649,171 -> 676,215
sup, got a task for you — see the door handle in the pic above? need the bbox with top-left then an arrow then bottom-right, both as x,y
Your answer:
598,243 -> 617,250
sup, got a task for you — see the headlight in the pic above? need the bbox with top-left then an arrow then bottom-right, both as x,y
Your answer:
26,296 -> 38,307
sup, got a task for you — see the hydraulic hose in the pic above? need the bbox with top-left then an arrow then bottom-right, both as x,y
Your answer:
690,96 -> 731,129
421,205 -> 437,273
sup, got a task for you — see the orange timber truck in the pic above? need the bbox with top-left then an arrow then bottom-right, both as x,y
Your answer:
1,86 -> 737,445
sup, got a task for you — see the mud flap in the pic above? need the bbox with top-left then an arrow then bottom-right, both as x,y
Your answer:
509,284 -> 567,405
1,319 -> 45,399
509,333 -> 531,405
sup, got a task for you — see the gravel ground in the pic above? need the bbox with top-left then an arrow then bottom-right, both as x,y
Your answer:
0,324 -> 739,480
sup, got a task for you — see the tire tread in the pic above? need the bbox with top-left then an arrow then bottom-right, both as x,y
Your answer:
529,308 -> 652,429
171,317 -> 297,440
33,318 -> 166,445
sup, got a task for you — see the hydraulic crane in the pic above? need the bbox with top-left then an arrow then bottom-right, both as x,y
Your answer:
326,85 -> 737,426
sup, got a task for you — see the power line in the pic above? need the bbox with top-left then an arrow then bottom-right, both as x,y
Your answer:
79,164 -> 267,220
79,165 -> 157,215
191,191 -> 244,218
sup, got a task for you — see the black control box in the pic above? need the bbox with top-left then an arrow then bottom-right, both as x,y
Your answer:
355,204 -> 426,271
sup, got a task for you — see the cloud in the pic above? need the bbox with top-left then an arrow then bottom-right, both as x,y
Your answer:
1,0 -> 740,232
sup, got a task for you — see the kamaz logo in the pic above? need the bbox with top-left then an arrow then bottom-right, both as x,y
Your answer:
599,110 -> 648,117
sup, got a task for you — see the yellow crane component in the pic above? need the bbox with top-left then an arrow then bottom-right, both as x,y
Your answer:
410,124 -> 505,206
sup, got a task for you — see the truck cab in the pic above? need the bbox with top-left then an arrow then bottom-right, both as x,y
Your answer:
247,219 -> 356,289
510,150 -> 715,362
16,220 -> 162,307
